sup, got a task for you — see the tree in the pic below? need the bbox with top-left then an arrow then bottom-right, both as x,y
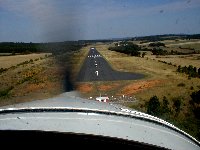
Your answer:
149,42 -> 165,47
147,96 -> 161,116
162,96 -> 169,113
177,65 -> 181,72
173,97 -> 181,113
191,90 -> 200,104
142,52 -> 146,58
194,67 -> 197,73
182,66 -> 187,73
151,48 -> 167,55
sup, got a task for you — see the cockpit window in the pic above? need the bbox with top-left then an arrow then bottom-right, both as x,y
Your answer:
0,0 -> 200,143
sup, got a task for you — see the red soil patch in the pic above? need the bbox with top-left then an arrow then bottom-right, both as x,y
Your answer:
98,83 -> 119,91
119,80 -> 162,95
76,84 -> 93,93
14,82 -> 61,97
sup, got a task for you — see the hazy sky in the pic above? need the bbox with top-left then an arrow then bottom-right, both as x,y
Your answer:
0,0 -> 200,42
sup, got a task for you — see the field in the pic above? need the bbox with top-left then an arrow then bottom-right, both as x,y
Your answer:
75,41 -> 200,139
0,47 -> 89,106
0,53 -> 51,68
0,40 -> 200,139
77,43 -> 200,103
138,39 -> 200,54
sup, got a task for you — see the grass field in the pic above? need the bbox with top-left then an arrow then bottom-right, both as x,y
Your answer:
92,44 -> 200,101
0,53 -> 51,68
138,39 -> 200,54
85,43 -> 200,139
146,54 -> 200,68
0,46 -> 91,106
0,42 -> 200,139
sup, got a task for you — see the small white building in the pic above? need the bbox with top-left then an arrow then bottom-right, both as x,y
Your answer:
96,97 -> 109,103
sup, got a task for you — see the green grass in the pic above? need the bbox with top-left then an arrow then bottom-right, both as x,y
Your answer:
0,86 -> 14,97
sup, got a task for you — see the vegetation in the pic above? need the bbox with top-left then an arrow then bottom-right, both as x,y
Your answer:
173,97 -> 182,113
108,42 -> 141,57
0,86 -> 13,97
190,90 -> 200,104
177,65 -> 200,78
149,42 -> 165,47
0,41 -> 84,55
141,52 -> 146,58
189,90 -> 200,139
145,93 -> 200,140
95,42 -> 200,140
151,48 -> 168,55
133,34 -> 200,42
147,96 -> 161,116
0,68 -> 8,74
177,83 -> 185,87
162,96 -> 169,113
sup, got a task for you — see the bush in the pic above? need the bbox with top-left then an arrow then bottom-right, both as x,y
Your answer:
0,86 -> 14,97
147,96 -> 161,116
173,97 -> 182,113
177,83 -> 185,87
108,42 -> 141,57
162,96 -> 169,113
177,65 -> 199,78
190,90 -> 200,104
0,68 -> 8,74
142,52 -> 146,58
193,107 -> 200,119
149,42 -> 165,47
151,48 -> 168,55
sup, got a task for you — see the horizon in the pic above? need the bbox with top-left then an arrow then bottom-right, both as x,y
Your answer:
1,33 -> 200,43
1,0 -> 200,42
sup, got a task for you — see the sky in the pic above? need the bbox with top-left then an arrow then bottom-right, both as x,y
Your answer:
0,0 -> 200,42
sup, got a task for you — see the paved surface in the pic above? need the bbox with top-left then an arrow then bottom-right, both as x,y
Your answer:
76,47 -> 144,82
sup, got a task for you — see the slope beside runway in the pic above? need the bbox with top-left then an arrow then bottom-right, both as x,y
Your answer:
76,47 -> 144,82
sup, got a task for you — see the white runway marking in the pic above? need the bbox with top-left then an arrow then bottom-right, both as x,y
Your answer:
95,71 -> 99,76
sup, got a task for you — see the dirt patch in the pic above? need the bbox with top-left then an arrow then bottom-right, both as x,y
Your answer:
98,83 -> 120,91
119,80 -> 162,95
76,84 -> 93,93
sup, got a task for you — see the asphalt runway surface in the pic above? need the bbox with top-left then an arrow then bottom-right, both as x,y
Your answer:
76,47 -> 144,82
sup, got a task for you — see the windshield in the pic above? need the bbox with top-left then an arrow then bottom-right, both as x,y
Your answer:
0,0 -> 200,143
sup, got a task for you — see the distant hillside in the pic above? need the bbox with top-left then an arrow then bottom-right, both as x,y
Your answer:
132,34 -> 200,42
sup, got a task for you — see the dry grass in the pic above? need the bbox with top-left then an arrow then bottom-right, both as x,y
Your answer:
0,54 -> 64,106
71,46 -> 90,81
166,40 -> 200,47
88,44 -> 200,106
146,54 -> 200,68
0,45 -> 92,106
0,53 -> 51,68
76,83 -> 93,93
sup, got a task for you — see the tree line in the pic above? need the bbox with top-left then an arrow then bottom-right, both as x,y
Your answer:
146,90 -> 200,140
146,96 -> 181,117
177,65 -> 200,78
149,42 -> 165,47
132,34 -> 200,42
0,41 -> 83,55
108,42 -> 141,57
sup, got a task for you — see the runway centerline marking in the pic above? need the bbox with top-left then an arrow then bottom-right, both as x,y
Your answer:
95,71 -> 99,76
